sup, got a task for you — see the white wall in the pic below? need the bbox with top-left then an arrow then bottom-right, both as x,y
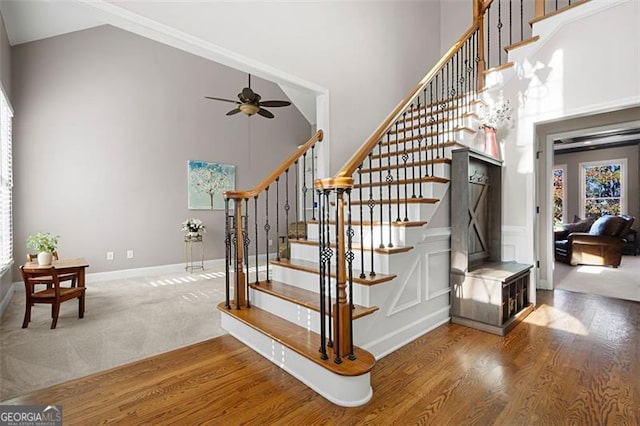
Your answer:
440,0 -> 473,55
485,0 -> 640,288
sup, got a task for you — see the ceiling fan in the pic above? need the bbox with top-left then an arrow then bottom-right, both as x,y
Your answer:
205,74 -> 291,119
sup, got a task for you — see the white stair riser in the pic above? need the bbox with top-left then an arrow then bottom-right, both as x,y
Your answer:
307,222 -> 412,248
290,243 -> 393,274
355,163 -> 450,184
220,313 -> 373,407
349,180 -> 448,202
271,264 -> 376,308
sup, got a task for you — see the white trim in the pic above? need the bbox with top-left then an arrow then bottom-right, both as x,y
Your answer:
0,82 -> 13,115
578,158 -> 627,218
0,280 -> 16,317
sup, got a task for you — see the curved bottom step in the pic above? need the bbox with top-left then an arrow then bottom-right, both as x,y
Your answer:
219,304 -> 374,407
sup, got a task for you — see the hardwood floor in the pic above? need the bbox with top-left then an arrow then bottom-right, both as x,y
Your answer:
4,289 -> 639,425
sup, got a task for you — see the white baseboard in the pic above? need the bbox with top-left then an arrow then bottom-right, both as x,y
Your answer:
0,282 -> 16,318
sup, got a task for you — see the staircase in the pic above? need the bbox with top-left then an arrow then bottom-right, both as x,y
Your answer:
218,0 -> 590,407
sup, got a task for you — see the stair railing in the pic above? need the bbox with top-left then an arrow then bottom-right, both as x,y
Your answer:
313,0 -> 591,363
223,130 -> 323,310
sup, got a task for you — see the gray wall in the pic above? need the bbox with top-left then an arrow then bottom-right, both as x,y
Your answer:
0,10 -> 9,98
11,25 -> 311,279
0,10 -> 11,303
554,144 -> 639,226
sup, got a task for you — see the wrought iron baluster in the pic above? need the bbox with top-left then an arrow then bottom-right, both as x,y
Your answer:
385,132 -> 393,248
430,80 -> 435,177
418,92 -> 425,183
410,104 -> 416,199
324,189 -> 333,348
285,169 -> 290,259
487,4 -> 492,69
358,165 -> 366,279
377,141 -> 385,249
509,0 -> 513,46
224,198 -> 231,309
254,196 -> 259,285
346,188 -> 356,360
302,153 -> 308,227
233,200 -> 240,310
276,177 -> 280,261
394,121 -> 401,222
368,152 -> 376,275
317,188 -> 328,360
243,198 -> 250,308
311,145 -> 316,220
334,188 -> 342,365
498,0 -> 503,65
264,186 -> 271,283
520,0 -> 524,41
295,160 -> 300,241
401,112 -> 409,222
445,62 -> 450,159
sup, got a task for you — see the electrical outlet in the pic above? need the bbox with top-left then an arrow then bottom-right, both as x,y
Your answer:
107,251 -> 114,260
268,239 -> 273,247
127,250 -> 134,259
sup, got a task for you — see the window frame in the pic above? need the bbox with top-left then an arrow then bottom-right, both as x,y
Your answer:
579,158 -> 627,219
0,82 -> 13,274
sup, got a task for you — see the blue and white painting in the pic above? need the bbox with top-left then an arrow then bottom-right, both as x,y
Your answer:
188,160 -> 235,210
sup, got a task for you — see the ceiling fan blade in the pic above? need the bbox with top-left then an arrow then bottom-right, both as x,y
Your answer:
257,108 -> 274,119
226,108 -> 242,116
205,96 -> 240,104
260,100 -> 291,108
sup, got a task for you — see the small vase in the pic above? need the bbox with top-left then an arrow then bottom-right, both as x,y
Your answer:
188,231 -> 199,237
483,127 -> 499,159
37,252 -> 53,266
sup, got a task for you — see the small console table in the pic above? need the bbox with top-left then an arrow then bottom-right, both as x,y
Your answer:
184,234 -> 204,272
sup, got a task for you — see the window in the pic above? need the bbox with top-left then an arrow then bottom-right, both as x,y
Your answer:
0,84 -> 12,273
553,165 -> 567,229
579,159 -> 626,219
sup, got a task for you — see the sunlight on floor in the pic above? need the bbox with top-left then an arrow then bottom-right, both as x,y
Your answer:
575,265 -> 604,275
524,303 -> 589,336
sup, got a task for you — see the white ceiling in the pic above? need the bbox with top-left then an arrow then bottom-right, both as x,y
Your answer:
0,0 -> 319,124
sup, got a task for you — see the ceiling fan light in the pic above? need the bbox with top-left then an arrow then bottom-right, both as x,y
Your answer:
239,104 -> 260,116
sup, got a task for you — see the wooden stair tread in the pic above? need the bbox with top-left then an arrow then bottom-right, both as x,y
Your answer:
290,238 -> 413,255
335,197 -> 438,206
384,127 -> 476,146
504,35 -> 540,53
393,111 -> 479,132
483,61 -> 515,75
217,302 -> 376,376
249,280 -> 379,320
271,259 -> 396,286
353,176 -> 449,188
306,219 -> 428,228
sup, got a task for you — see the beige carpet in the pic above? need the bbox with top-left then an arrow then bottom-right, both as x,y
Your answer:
554,254 -> 640,302
0,268 -> 230,401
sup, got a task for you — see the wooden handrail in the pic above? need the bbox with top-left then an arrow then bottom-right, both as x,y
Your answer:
336,22 -> 481,179
225,129 -> 323,199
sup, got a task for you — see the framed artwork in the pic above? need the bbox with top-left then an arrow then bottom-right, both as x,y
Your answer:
188,160 -> 235,210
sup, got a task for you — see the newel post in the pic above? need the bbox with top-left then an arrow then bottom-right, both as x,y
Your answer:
233,197 -> 246,308
474,0 -> 487,90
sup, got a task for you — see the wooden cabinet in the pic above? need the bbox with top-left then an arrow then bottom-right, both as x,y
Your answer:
449,148 -> 532,336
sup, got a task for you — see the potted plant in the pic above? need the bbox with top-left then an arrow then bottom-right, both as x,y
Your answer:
479,100 -> 512,158
27,232 -> 59,266
181,218 -> 206,237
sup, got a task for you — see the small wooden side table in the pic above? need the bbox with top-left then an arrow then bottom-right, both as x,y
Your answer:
184,234 -> 204,272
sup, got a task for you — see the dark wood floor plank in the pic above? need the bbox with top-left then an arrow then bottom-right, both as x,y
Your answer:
3,290 -> 638,425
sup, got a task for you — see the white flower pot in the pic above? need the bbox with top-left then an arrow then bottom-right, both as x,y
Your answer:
37,252 -> 53,266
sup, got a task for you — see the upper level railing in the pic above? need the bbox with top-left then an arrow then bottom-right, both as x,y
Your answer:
223,130 -> 323,310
